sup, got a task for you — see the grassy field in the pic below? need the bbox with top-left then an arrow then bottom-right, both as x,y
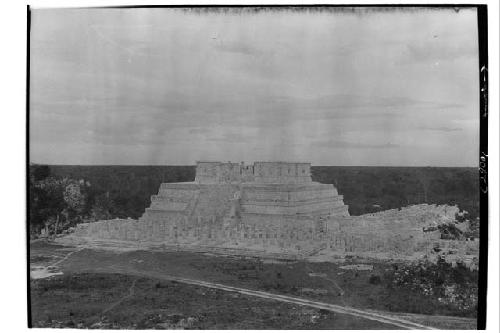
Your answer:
61,249 -> 478,317
31,273 -> 397,329
29,241 -> 477,329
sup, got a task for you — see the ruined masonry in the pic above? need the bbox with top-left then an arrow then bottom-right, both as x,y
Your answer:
72,161 -> 478,261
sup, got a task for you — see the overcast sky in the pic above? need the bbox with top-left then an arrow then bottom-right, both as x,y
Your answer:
30,7 -> 479,166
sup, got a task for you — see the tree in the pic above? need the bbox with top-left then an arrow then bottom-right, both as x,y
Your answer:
416,169 -> 431,203
57,182 -> 86,233
31,164 -> 51,181
31,177 -> 66,235
90,192 -> 114,221
29,176 -> 89,237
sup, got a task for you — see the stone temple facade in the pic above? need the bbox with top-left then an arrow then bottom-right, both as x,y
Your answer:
71,161 -> 478,262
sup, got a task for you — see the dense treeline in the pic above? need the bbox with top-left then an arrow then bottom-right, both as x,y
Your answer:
29,164 -> 479,236
311,166 -> 479,219
28,164 -> 195,237
29,165 -> 91,236
49,165 -> 195,219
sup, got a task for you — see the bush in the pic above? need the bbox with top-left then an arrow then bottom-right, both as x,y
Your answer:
368,275 -> 381,285
383,259 -> 478,317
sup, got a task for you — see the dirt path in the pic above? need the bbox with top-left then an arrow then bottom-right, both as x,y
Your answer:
83,265 -> 435,330
102,278 -> 138,314
31,243 -> 444,329
30,247 -> 84,279
304,262 -> 346,300
155,275 -> 436,330
51,247 -> 84,266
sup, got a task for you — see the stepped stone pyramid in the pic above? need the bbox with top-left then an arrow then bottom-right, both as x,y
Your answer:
121,161 -> 348,254
73,161 -> 349,256
139,161 -> 349,226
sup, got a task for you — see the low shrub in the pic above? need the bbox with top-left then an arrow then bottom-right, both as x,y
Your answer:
383,258 -> 478,317
368,275 -> 381,285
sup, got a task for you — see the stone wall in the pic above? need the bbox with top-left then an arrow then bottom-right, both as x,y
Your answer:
73,202 -> 478,262
253,162 -> 312,184
190,184 -> 236,221
195,161 -> 247,184
194,161 -> 312,184
240,183 -> 349,217
318,204 -> 477,259
194,162 -> 219,184
139,183 -> 200,221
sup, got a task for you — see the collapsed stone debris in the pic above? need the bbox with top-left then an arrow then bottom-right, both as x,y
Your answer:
68,161 -> 478,264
